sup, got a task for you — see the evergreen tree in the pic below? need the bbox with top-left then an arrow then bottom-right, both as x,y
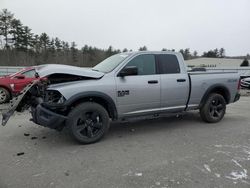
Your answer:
10,18 -> 23,49
39,33 -> 50,62
106,45 -> 114,56
214,48 -> 219,57
39,33 -> 50,51
138,46 -> 147,51
184,48 -> 191,60
179,48 -> 191,60
202,48 -> 220,58
54,37 -> 62,51
240,59 -> 249,67
48,38 -> 55,54
62,41 -> 69,51
0,9 -> 14,49
82,44 -> 89,53
22,26 -> 33,51
193,50 -> 198,57
122,48 -> 128,52
33,34 -> 41,53
70,41 -> 78,62
219,48 -> 225,58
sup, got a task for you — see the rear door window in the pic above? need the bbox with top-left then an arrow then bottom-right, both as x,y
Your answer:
157,54 -> 180,74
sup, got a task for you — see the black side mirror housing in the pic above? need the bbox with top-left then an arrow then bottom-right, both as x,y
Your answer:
118,66 -> 138,77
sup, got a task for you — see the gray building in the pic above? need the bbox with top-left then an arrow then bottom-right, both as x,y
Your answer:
186,58 -> 244,68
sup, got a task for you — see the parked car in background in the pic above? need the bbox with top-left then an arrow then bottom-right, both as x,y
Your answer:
240,70 -> 250,80
0,67 -> 38,104
241,77 -> 250,89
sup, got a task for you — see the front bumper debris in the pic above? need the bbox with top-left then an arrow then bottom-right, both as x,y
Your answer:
31,104 -> 67,130
2,80 -> 40,126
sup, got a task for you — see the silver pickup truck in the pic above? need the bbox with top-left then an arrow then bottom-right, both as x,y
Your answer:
1,51 -> 240,144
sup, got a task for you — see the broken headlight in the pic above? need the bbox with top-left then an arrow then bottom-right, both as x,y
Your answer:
45,90 -> 66,104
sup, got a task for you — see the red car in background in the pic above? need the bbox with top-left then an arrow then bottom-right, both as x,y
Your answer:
0,67 -> 38,104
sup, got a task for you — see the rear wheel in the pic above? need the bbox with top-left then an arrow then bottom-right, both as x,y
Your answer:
66,102 -> 110,144
200,93 -> 226,123
0,87 -> 10,104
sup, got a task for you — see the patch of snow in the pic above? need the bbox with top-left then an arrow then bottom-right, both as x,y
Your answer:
225,170 -> 247,180
32,172 -> 45,177
155,181 -> 161,186
195,165 -> 206,173
134,172 -> 142,177
232,159 -> 243,168
225,159 -> 248,181
214,145 -> 222,148
214,144 -> 250,150
215,173 -> 221,178
122,171 -> 143,177
122,170 -> 132,176
204,164 -> 211,172
215,150 -> 231,156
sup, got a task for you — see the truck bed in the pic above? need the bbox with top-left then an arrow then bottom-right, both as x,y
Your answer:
187,71 -> 240,109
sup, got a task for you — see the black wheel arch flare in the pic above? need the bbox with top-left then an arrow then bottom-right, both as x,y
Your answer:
199,84 -> 231,108
64,91 -> 118,120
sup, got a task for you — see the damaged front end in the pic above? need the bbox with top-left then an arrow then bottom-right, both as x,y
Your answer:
2,77 -> 76,130
1,64 -> 104,129
30,89 -> 69,131
2,79 -> 48,126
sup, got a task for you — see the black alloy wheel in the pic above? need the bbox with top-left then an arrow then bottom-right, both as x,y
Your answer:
67,102 -> 110,144
200,93 -> 226,123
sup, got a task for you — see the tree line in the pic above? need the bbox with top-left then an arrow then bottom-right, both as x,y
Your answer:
0,9 -> 122,66
0,9 -> 246,67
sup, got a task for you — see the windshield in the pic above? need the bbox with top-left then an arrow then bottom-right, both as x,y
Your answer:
93,54 -> 129,73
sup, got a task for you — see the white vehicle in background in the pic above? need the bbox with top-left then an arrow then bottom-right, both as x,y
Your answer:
241,77 -> 250,89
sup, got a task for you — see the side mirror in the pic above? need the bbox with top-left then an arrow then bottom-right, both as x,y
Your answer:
16,75 -> 25,79
118,66 -> 138,77
35,72 -> 39,78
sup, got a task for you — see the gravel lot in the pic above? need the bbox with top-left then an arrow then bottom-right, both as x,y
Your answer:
0,96 -> 250,188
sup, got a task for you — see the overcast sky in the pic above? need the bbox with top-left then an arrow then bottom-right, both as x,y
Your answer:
1,0 -> 250,56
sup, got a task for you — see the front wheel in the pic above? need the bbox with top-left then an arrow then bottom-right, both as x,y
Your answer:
66,102 -> 110,144
200,93 -> 226,123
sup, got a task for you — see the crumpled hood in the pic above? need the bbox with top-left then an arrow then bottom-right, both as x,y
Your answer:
48,80 -> 88,90
36,64 -> 104,78
47,78 -> 103,100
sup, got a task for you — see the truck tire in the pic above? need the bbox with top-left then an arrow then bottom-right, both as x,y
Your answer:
66,102 -> 110,144
200,93 -> 226,123
0,87 -> 10,104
